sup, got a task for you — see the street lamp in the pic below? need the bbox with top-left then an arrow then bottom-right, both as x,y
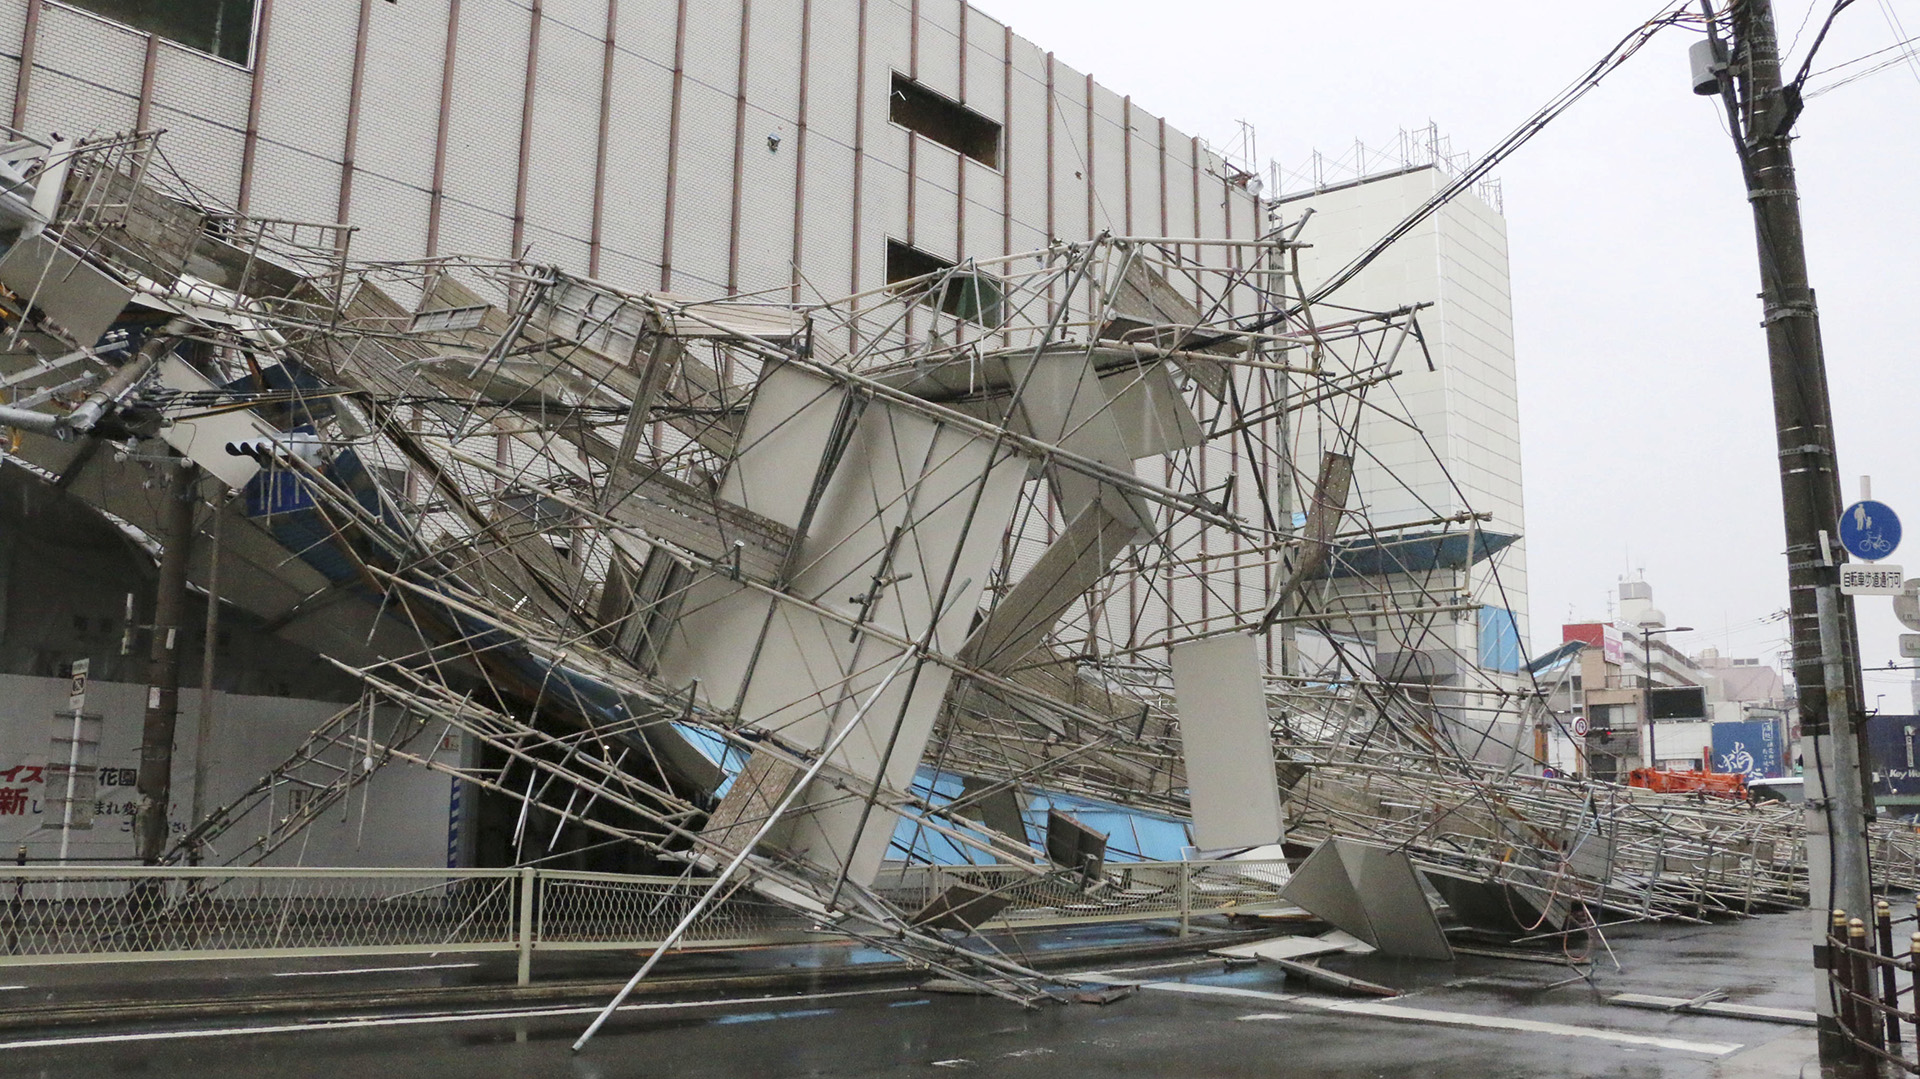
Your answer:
1641,624 -> 1694,768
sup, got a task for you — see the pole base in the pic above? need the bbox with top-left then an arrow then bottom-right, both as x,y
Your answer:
1816,1015 -> 1876,1072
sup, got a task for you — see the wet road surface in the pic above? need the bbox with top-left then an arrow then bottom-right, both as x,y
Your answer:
0,911 -> 1827,1078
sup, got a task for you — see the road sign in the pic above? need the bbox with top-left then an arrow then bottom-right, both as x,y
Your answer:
1572,715 -> 1590,738
1898,580 -> 1920,632
1841,564 -> 1904,595
1902,634 -> 1920,659
1840,500 -> 1902,561
66,657 -> 88,714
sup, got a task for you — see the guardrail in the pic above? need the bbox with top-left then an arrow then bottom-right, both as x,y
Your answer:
0,860 -> 1295,981
0,866 -> 813,983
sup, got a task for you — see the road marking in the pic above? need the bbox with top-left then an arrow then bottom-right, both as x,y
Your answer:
1070,975 -> 1742,1057
0,986 -> 906,1051
1235,1013 -> 1291,1021
0,986 -> 26,992
1319,999 -> 1744,1056
272,963 -> 481,978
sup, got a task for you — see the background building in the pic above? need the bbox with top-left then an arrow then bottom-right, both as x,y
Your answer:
1548,577 -> 1790,780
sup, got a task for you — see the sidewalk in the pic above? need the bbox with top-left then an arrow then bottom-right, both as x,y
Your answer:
0,917 -> 1264,1032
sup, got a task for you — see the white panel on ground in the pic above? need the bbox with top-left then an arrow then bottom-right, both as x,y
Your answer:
1280,837 -> 1454,961
1171,633 -> 1283,851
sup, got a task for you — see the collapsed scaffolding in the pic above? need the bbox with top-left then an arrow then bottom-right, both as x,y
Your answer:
1,129 -> 1913,1001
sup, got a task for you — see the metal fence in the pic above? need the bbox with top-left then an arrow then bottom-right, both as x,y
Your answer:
1825,900 -> 1920,1072
0,860 -> 1294,981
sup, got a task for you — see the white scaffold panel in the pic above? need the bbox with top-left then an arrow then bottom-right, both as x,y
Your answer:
1171,632 -> 1284,851
663,362 -> 1026,885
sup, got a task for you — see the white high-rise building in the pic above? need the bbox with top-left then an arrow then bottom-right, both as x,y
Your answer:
1279,161 -> 1530,682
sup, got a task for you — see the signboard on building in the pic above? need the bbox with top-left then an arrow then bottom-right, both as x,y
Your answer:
1562,623 -> 1623,666
1865,716 -> 1920,801
1711,721 -> 1784,780
1648,685 -> 1707,721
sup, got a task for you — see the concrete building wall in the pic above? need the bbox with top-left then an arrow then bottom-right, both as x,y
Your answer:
0,673 -> 455,865
0,0 -> 1260,301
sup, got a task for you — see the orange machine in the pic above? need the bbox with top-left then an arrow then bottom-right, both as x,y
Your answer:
1626,767 -> 1748,797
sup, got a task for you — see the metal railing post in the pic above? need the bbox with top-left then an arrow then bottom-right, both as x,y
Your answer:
7,846 -> 22,955
517,868 -> 535,987
1177,862 -> 1191,939
1877,900 -> 1901,1045
1910,932 -> 1920,1045
1850,917 -> 1883,1051
1831,909 -> 1853,1038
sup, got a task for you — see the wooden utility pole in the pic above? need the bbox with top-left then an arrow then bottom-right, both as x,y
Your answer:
134,454 -> 198,865
1702,0 -> 1873,1056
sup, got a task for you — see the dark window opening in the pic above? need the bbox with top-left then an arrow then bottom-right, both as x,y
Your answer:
889,73 -> 1000,168
885,240 -> 1003,328
60,0 -> 257,66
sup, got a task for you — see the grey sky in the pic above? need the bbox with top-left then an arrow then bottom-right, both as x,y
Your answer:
974,0 -> 1920,701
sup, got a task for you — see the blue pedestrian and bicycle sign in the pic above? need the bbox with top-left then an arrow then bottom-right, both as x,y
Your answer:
1840,500 -> 1901,562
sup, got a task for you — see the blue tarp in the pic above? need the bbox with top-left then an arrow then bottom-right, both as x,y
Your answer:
886,768 -> 1191,865
1324,529 -> 1519,580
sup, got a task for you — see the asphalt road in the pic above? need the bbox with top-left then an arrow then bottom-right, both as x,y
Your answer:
0,911 -> 1834,1078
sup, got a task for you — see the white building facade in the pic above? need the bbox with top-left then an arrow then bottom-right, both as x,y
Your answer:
0,0 -> 1261,299
1277,164 -> 1530,730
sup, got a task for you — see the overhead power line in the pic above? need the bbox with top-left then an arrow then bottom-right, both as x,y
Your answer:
1258,2 -> 1704,320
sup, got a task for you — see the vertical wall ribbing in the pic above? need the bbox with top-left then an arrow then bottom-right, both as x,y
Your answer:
953,0 -> 965,260
235,0 -> 275,216
588,0 -> 617,278
10,0 -> 38,129
848,0 -> 867,299
424,0 -> 461,257
726,0 -> 751,292
335,0 -> 374,230
1082,72 -> 1093,239
789,0 -> 812,300
659,0 -> 689,289
134,32 -> 157,132
509,0 -> 542,258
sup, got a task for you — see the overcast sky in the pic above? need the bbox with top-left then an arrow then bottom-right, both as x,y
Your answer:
974,0 -> 1920,704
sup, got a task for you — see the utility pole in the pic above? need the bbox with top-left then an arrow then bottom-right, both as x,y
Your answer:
1699,0 -> 1873,1056
134,453 -> 198,866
